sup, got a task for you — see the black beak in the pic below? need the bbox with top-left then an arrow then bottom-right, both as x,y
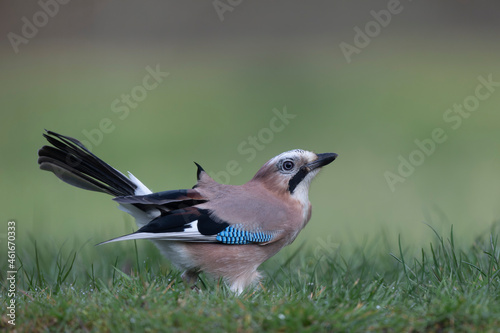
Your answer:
307,153 -> 338,171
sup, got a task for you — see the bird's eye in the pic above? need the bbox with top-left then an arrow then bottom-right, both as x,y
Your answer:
282,160 -> 295,171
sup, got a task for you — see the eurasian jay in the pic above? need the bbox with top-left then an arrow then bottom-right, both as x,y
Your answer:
38,130 -> 337,294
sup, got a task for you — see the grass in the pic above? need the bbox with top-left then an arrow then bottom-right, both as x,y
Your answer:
1,225 -> 499,332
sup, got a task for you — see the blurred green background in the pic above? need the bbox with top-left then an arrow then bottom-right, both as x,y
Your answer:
1,1 -> 499,260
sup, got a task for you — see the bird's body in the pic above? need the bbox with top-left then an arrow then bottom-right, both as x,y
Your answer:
38,131 -> 336,293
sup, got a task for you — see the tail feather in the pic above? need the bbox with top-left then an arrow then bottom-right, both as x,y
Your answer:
38,130 -> 138,197
39,152 -> 116,194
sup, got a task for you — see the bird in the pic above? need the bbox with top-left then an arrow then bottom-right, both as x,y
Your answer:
37,130 -> 337,294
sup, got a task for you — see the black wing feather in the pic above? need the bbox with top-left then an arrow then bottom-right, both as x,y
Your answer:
114,189 -> 207,211
136,208 -> 229,235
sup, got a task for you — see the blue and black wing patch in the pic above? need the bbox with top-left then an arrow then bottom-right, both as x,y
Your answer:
216,225 -> 275,245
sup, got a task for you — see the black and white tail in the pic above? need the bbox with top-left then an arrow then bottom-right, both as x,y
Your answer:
38,130 -> 156,227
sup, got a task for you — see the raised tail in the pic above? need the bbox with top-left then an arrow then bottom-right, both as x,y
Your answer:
38,130 -> 148,197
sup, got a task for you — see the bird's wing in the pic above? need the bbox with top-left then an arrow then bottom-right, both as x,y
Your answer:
114,189 -> 207,211
99,206 -> 280,245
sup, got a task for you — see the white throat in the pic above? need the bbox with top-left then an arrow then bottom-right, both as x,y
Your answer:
290,169 -> 319,220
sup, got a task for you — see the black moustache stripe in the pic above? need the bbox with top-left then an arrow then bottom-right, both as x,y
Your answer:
288,167 -> 309,193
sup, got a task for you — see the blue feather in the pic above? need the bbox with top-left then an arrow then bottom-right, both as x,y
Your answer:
216,225 -> 274,244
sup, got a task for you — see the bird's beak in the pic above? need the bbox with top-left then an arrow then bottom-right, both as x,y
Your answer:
307,153 -> 338,171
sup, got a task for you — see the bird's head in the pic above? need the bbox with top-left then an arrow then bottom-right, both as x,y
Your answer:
251,149 -> 337,200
